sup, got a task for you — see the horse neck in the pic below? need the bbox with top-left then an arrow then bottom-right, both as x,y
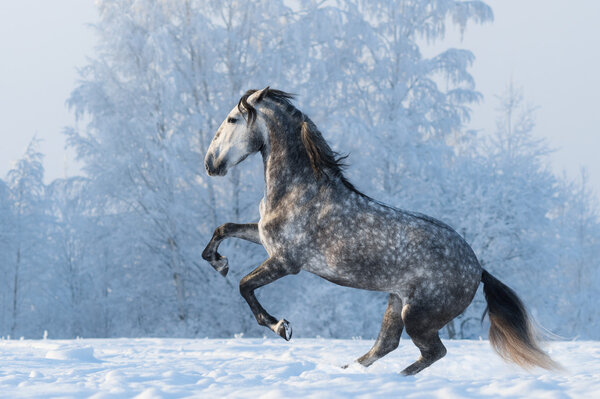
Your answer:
261,114 -> 319,208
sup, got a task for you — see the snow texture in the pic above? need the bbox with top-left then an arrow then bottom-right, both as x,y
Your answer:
0,338 -> 597,398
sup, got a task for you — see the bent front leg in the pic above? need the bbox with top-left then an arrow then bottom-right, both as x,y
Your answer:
240,258 -> 298,340
202,223 -> 261,277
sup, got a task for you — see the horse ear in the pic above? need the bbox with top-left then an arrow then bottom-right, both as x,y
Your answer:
255,86 -> 270,103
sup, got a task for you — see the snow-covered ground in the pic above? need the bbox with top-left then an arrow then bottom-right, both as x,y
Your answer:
0,338 -> 598,398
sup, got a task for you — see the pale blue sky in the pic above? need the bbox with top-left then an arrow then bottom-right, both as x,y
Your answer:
1,0 -> 599,194
435,0 -> 600,192
0,0 -> 96,180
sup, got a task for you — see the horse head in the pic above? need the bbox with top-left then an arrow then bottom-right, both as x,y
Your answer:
204,87 -> 270,176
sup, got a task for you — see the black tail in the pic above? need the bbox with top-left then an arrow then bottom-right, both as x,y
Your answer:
481,270 -> 561,370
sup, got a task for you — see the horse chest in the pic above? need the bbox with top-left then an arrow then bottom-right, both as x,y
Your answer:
258,200 -> 308,256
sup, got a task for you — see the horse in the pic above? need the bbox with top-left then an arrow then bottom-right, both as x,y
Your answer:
201,87 -> 559,375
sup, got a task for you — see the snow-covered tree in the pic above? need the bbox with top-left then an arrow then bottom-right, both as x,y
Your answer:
2,139 -> 51,337
551,170 -> 600,338
439,83 -> 569,338
0,179 -> 12,333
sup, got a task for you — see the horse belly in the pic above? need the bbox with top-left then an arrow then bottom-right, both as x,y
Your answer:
303,248 -> 401,291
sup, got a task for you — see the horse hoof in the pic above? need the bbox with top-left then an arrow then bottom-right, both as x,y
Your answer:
275,319 -> 292,341
400,363 -> 422,376
218,265 -> 229,277
212,256 -> 229,277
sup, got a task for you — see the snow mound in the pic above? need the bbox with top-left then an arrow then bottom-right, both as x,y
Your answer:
45,345 -> 99,362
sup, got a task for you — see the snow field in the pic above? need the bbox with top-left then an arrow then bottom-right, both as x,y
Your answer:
0,338 -> 598,398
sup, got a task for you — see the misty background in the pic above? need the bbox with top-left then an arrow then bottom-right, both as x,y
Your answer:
0,0 -> 598,340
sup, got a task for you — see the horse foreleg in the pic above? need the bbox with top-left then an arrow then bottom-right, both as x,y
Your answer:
344,293 -> 404,368
239,258 -> 297,341
202,223 -> 261,277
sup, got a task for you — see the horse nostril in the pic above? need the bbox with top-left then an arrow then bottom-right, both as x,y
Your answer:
204,153 -> 226,176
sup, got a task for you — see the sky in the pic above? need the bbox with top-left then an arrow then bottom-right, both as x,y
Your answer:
434,0 -> 600,192
0,0 -> 599,194
0,1 -> 96,181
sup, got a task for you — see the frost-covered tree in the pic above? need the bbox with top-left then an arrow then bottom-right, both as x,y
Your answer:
45,177 -> 102,337
439,83 -> 568,338
67,1 -> 209,330
472,83 -> 555,277
2,139 -> 51,337
66,0 -> 300,336
0,179 -> 12,332
331,1 -> 492,205
551,170 -> 600,338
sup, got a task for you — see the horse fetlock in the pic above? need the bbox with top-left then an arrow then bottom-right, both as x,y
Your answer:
274,319 -> 292,341
401,361 -> 424,376
201,244 -> 214,261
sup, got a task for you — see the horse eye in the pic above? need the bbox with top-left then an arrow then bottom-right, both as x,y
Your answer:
227,117 -> 238,124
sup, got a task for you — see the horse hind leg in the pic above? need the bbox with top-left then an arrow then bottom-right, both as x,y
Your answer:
400,304 -> 447,376
345,293 -> 403,368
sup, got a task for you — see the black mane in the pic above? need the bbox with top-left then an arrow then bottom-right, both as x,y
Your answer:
238,88 -> 366,198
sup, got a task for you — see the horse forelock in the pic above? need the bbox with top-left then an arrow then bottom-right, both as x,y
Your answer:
237,88 -> 296,126
238,90 -> 258,125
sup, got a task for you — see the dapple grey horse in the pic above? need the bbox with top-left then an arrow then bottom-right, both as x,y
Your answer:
202,87 -> 559,375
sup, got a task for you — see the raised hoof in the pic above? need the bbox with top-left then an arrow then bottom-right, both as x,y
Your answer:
274,319 -> 292,341
212,256 -> 229,277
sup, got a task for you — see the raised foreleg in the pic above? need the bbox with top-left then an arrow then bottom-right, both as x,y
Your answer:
239,257 -> 299,340
202,223 -> 261,277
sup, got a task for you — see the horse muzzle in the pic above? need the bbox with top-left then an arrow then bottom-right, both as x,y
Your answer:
204,154 -> 228,176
